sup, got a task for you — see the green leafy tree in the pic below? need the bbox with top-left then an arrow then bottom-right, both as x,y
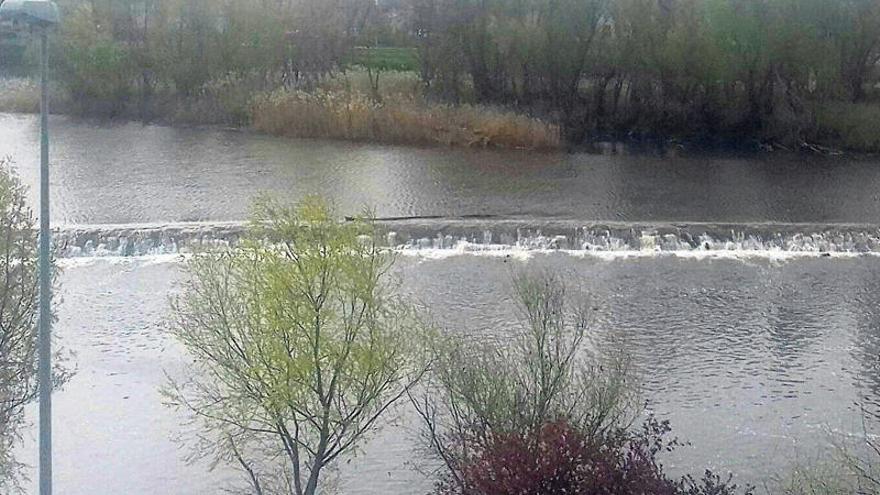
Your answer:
166,197 -> 425,495
0,158 -> 66,492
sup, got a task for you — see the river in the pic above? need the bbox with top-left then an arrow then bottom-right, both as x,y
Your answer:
3,113 -> 880,494
4,112 -> 880,226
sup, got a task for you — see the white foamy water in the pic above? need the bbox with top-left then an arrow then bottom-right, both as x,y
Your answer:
53,219 -> 880,262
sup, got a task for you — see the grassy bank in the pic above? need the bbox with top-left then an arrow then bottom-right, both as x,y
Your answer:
0,72 -> 561,151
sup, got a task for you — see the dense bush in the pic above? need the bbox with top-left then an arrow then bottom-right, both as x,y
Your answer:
413,0 -> 880,148
413,271 -> 638,492
815,102 -> 880,153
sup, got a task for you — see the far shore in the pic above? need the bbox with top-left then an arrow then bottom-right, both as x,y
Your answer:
2,75 -> 878,156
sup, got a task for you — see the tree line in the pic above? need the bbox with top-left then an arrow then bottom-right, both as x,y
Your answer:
414,0 -> 880,144
2,0 -> 879,147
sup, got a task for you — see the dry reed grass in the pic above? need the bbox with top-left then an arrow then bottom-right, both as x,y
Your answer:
251,88 -> 561,150
0,79 -> 41,113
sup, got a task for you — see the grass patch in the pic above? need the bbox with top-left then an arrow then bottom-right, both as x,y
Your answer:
348,47 -> 420,72
324,69 -> 425,100
251,88 -> 561,150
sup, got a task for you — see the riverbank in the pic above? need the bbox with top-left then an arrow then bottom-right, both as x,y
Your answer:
3,73 -> 879,154
0,75 -> 562,151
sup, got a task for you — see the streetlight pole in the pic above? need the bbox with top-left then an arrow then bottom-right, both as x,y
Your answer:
0,2 -> 59,494
37,25 -> 52,495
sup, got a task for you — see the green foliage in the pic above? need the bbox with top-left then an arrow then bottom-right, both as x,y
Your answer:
0,158 -> 37,492
0,158 -> 67,493
167,196 -> 425,495
37,0 -> 378,118
349,47 -> 420,72
55,3 -> 135,114
8,0 -> 880,149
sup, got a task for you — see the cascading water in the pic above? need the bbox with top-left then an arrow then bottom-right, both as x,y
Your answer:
52,218 -> 880,259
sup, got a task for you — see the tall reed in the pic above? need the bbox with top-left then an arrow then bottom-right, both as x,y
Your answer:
251,88 -> 561,151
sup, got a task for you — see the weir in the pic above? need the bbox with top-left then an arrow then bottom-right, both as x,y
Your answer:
53,218 -> 880,259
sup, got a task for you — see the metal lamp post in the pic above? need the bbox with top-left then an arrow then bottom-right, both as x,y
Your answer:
0,1 -> 59,494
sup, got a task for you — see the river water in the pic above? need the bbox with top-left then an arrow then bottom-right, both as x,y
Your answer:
4,112 -> 880,226
3,113 -> 880,494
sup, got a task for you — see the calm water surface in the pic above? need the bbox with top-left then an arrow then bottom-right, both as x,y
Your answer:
3,113 -> 880,225
3,113 -> 880,494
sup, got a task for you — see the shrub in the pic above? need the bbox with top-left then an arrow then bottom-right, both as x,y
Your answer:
170,74 -> 260,126
0,158 -> 38,492
0,78 -> 71,115
777,413 -> 880,495
445,416 -> 750,495
777,462 -> 857,495
412,271 -> 640,493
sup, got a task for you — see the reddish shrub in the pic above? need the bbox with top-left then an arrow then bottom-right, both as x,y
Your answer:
439,418 -> 750,495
